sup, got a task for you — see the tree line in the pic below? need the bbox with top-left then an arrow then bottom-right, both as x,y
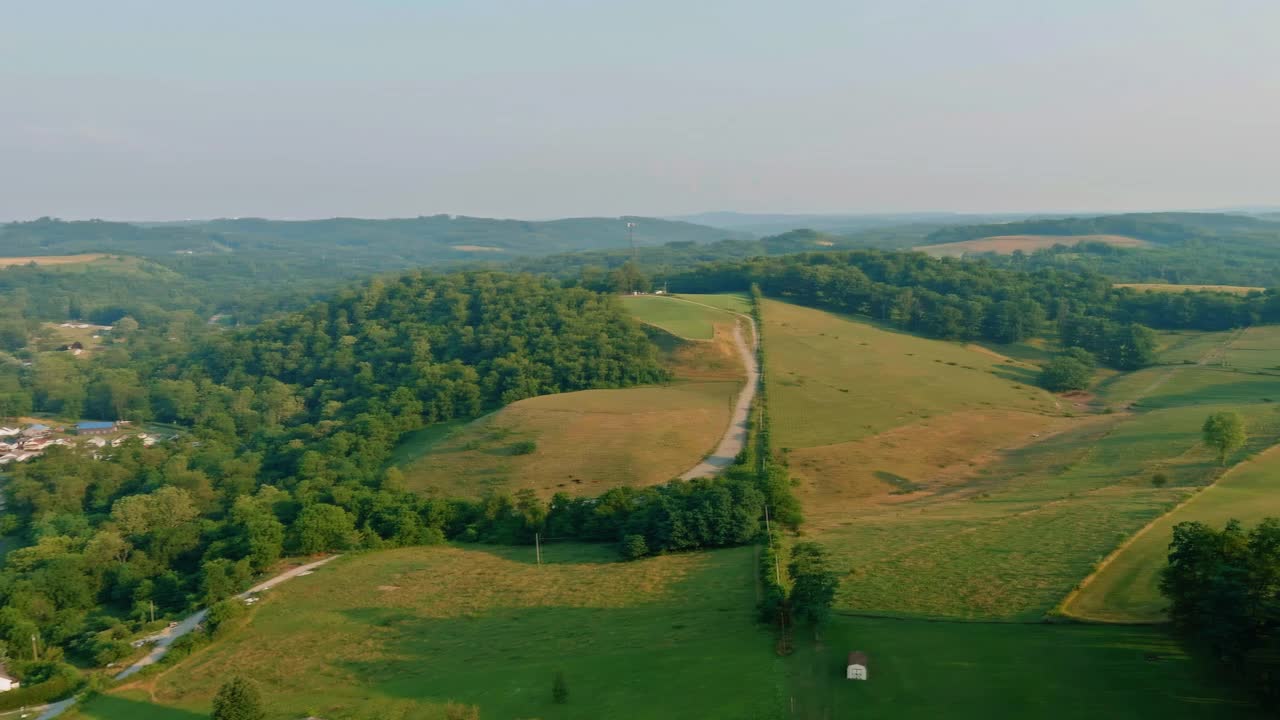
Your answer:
665,250 -> 1280,368
1161,518 -> 1280,708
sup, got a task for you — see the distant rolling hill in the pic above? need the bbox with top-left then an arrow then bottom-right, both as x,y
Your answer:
920,212 -> 1280,247
1,214 -> 748,266
0,215 -> 748,320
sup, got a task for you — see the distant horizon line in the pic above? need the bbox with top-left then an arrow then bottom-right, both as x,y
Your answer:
4,205 -> 1278,226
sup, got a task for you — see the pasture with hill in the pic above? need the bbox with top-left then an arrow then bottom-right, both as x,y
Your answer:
6,214 -> 1280,720
392,293 -> 747,499
72,545 -> 781,720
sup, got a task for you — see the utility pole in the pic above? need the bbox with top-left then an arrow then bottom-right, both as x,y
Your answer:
535,532 -> 542,566
30,633 -> 38,661
150,600 -> 156,624
765,504 -> 782,586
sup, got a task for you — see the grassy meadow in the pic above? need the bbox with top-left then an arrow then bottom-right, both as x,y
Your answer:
620,294 -> 739,339
786,617 -> 1264,719
1064,445 -> 1280,622
673,292 -> 752,313
760,301 -> 1280,619
393,382 -> 738,498
74,545 -> 781,720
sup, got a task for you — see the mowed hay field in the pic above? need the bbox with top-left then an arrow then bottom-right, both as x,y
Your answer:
393,382 -> 738,498
77,545 -> 780,720
786,617 -> 1264,720
1064,329 -> 1280,622
1065,446 -> 1280,623
761,302 -> 1280,619
1117,283 -> 1265,295
761,298 -> 1058,495
0,252 -> 108,267
393,298 -> 746,499
916,234 -> 1148,257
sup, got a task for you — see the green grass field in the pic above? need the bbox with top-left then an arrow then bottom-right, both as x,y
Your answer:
761,299 -> 1057,452
786,616 -> 1263,719
73,545 -> 781,720
758,302 -> 1280,620
1064,445 -> 1280,622
620,295 -> 739,339
673,292 -> 751,313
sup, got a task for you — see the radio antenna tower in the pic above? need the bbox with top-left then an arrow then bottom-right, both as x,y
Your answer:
626,221 -> 638,293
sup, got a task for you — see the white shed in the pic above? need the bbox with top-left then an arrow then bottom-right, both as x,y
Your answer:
0,665 -> 20,692
846,651 -> 868,681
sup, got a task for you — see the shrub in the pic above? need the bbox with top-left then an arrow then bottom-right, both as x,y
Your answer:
510,440 -> 537,455
1151,472 -> 1169,488
620,534 -> 649,560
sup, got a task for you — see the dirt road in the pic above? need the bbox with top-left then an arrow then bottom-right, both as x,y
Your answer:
677,299 -> 760,479
114,555 -> 338,681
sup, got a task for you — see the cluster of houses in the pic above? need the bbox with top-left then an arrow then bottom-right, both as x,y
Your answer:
0,421 -> 161,465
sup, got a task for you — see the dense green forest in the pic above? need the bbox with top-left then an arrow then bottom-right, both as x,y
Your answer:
0,274 -> 668,665
0,271 -> 806,684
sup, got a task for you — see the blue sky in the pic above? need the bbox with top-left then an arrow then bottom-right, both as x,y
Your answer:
2,0 -> 1277,220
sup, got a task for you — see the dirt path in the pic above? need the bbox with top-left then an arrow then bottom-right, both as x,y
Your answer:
115,555 -> 338,681
37,556 -> 338,719
670,298 -> 759,479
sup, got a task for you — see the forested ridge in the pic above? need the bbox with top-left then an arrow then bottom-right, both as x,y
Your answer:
0,272 -> 686,676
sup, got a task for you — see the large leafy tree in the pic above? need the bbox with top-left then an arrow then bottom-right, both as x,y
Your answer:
787,542 -> 840,628
1202,411 -> 1246,464
212,676 -> 265,720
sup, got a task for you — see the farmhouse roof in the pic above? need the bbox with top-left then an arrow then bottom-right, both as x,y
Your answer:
77,421 -> 115,430
26,424 -> 49,432
847,651 -> 868,667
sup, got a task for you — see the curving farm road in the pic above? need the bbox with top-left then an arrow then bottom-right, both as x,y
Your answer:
675,298 -> 760,480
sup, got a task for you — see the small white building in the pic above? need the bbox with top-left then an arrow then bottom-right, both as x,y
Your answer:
0,665 -> 20,692
0,427 -> 19,437
846,651 -> 869,681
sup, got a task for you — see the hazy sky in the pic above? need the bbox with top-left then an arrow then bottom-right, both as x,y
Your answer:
3,0 -> 1278,221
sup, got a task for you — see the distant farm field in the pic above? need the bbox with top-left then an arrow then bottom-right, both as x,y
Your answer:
77,545 -> 780,720
1064,444 -> 1280,623
0,252 -> 108,267
916,234 -> 1148,257
1116,283 -> 1265,295
787,616 -> 1264,719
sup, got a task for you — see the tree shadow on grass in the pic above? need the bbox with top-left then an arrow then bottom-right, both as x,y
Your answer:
331,601 -> 774,720
461,542 -> 621,566
989,363 -> 1039,384
78,694 -> 206,720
